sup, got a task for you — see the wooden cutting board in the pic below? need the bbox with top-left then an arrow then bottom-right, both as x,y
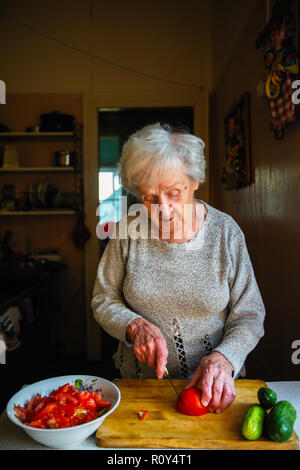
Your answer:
96,379 -> 299,449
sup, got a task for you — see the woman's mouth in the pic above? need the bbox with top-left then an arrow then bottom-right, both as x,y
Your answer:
161,216 -> 174,223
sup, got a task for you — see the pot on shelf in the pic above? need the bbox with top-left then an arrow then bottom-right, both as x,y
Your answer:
55,150 -> 77,167
39,111 -> 75,132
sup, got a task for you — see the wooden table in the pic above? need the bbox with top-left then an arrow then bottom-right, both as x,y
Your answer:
96,378 -> 299,450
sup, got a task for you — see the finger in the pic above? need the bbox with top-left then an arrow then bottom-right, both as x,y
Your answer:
199,372 -> 214,408
133,345 -> 146,364
209,377 -> 225,411
218,382 -> 236,412
155,339 -> 168,379
146,342 -> 156,369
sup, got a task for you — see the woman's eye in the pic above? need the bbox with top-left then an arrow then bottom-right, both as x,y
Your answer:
168,190 -> 180,199
144,194 -> 158,203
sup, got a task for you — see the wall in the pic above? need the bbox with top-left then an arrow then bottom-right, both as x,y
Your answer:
211,0 -> 300,380
0,0 -> 213,361
0,0 -> 212,93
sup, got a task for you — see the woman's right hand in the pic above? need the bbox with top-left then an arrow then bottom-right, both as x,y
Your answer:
126,317 -> 168,379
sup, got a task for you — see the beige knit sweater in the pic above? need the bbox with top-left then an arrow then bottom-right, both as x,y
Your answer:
91,200 -> 266,379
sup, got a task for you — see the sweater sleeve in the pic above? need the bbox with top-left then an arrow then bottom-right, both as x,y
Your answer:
213,228 -> 266,378
91,236 -> 142,344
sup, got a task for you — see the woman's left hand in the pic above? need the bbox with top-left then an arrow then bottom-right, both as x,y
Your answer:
185,351 -> 236,413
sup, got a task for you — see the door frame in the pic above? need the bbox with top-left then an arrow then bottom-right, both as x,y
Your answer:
83,89 -> 211,361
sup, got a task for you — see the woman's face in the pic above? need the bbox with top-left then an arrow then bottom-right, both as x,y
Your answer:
138,166 -> 199,237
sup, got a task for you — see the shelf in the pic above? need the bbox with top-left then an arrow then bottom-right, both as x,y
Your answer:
0,132 -> 74,138
0,167 -> 75,172
0,209 -> 76,216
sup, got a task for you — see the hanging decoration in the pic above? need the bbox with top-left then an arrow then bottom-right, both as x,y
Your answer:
264,14 -> 299,139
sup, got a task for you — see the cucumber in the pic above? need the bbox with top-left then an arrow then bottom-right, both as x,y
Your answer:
242,404 -> 266,440
257,387 -> 277,410
266,400 -> 297,442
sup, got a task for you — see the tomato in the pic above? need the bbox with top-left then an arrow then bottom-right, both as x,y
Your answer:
55,392 -> 79,405
27,419 -> 46,428
91,391 -> 111,408
84,397 -> 97,409
78,390 -> 90,400
138,409 -> 149,420
33,401 -> 58,420
176,387 -> 208,416
14,405 -> 27,422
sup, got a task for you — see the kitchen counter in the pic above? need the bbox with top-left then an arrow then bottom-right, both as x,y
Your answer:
0,381 -> 299,450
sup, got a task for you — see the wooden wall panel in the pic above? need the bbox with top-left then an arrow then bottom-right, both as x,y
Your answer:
211,1 -> 300,380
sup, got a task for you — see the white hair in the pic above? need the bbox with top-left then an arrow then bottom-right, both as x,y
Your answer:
118,122 -> 206,198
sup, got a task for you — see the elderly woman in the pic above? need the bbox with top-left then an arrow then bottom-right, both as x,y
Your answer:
91,123 -> 265,414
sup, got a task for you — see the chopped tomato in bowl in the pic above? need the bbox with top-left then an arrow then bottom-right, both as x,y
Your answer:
13,382 -> 112,429
6,375 -> 121,448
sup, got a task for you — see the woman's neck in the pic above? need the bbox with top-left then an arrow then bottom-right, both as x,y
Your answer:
159,201 -> 206,244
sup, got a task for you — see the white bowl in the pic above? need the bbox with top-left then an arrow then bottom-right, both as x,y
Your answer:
6,375 -> 121,449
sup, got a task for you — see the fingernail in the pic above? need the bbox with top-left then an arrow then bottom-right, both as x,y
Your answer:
202,401 -> 208,407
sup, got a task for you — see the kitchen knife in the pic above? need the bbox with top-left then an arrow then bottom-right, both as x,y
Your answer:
164,366 -> 185,403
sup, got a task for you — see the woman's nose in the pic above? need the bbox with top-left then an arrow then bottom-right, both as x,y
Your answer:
159,195 -> 172,219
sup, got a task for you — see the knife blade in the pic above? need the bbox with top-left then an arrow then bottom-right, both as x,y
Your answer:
163,367 -> 185,403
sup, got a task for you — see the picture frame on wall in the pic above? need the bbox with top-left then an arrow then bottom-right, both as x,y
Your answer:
222,92 -> 252,190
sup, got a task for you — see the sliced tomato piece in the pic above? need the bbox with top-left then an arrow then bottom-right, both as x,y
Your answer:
26,396 -> 35,412
97,399 -> 111,408
47,417 -> 58,428
33,393 -> 41,404
138,409 -> 149,421
33,401 -> 58,420
14,405 -> 27,422
78,390 -> 90,401
55,392 -> 76,405
92,391 -> 111,408
52,409 -> 70,427
83,409 -> 97,423
66,393 -> 79,404
32,396 -> 53,413
61,403 -> 76,418
27,419 -> 46,428
91,390 -> 103,401
83,397 -> 97,410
